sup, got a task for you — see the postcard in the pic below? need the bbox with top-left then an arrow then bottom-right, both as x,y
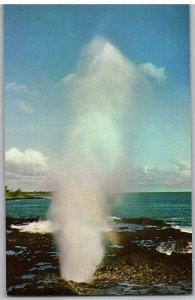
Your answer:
5,4 -> 192,296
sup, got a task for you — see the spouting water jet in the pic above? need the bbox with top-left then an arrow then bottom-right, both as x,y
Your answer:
49,36 -> 138,282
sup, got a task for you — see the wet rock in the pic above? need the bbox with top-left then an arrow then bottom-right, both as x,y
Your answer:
6,217 -> 192,296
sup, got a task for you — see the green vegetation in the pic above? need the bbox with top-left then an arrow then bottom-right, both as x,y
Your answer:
5,186 -> 51,200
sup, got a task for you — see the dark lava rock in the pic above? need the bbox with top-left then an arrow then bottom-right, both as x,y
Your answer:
121,217 -> 168,227
6,217 -> 192,296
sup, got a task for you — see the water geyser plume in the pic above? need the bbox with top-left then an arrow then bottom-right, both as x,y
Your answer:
49,37 -> 137,282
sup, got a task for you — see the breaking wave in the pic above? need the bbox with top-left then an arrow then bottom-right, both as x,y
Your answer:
11,221 -> 55,234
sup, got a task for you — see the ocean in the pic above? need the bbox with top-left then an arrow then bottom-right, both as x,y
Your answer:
6,192 -> 192,295
6,192 -> 192,229
111,192 -> 192,229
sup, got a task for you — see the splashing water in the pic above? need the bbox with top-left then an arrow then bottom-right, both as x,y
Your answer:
49,37 -> 138,282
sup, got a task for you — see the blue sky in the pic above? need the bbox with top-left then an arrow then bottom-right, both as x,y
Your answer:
4,5 -> 191,191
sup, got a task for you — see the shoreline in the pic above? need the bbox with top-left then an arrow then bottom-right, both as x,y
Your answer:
5,190 -> 191,201
6,196 -> 51,201
6,216 -> 192,296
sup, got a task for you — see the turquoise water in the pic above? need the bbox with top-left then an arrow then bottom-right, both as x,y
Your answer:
6,192 -> 192,227
111,192 -> 192,227
6,198 -> 51,220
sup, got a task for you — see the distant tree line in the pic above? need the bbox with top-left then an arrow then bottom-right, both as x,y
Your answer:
5,186 -> 51,200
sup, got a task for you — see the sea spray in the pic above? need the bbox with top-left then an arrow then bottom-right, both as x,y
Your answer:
49,37 -> 138,282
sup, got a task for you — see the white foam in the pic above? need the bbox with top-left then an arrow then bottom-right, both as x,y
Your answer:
171,225 -> 192,233
156,244 -> 173,255
110,243 -> 124,249
108,216 -> 121,220
186,241 -> 192,253
11,220 -> 55,234
156,241 -> 192,255
11,220 -> 111,234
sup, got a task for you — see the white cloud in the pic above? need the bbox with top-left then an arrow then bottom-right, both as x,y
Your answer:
5,82 -> 28,92
171,159 -> 191,171
5,147 -> 48,174
5,82 -> 36,112
5,148 -> 50,190
61,73 -> 76,84
139,62 -> 167,81
5,82 -> 37,96
126,161 -> 191,191
101,160 -> 191,193
15,100 -> 34,113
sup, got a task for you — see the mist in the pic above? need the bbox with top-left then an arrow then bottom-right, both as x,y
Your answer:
49,37 -> 139,282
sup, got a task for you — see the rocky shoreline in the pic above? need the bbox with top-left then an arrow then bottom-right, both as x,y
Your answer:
6,217 -> 192,295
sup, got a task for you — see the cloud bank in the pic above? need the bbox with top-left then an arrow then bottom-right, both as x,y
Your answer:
5,148 -> 49,190
126,160 -> 191,191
